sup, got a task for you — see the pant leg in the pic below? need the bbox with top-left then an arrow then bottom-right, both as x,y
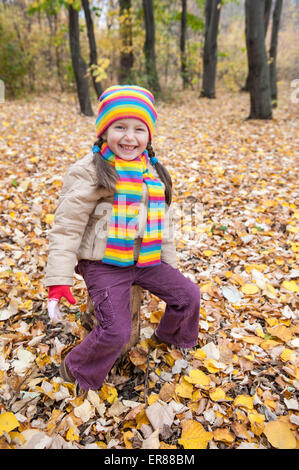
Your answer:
66,260 -> 134,391
134,261 -> 200,348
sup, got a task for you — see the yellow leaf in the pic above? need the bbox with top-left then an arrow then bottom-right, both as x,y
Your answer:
280,348 -> 296,362
267,324 -> 293,342
123,430 -> 134,449
191,348 -> 206,360
213,428 -> 235,444
248,412 -> 265,436
203,250 -> 217,257
282,280 -> 299,293
199,282 -> 213,293
147,393 -> 159,406
263,283 -> 277,299
136,409 -> 150,429
185,369 -> 211,387
263,420 -> 296,449
191,389 -> 202,401
245,263 -> 267,273
0,412 -> 19,436
150,309 -> 164,324
99,384 -> 118,404
164,353 -> 175,367
66,427 -> 79,442
209,387 -> 232,402
203,359 -> 220,373
260,339 -> 281,350
255,327 -> 265,338
233,394 -> 253,410
45,214 -> 55,224
178,420 -> 213,449
241,336 -> 263,345
175,378 -> 193,399
241,283 -> 260,295
265,317 -> 278,327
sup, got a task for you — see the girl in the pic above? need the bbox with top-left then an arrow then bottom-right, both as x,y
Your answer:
45,85 -> 200,391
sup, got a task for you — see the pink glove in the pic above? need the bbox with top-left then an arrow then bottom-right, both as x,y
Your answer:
48,285 -> 76,322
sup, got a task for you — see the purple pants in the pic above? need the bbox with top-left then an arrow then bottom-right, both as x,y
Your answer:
66,260 -> 200,391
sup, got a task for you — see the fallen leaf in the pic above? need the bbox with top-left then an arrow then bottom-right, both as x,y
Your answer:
241,283 -> 260,295
0,412 -> 19,436
178,420 -> 213,449
184,369 -> 211,387
263,420 -> 296,449
233,394 -> 254,410
142,429 -> 160,449
281,280 -> 299,293
213,428 -> 235,444
175,378 -> 193,398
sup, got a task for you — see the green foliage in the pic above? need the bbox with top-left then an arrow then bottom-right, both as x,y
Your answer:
0,9 -> 31,97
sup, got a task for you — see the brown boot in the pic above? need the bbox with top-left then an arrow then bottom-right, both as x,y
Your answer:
150,332 -> 171,348
59,358 -> 76,383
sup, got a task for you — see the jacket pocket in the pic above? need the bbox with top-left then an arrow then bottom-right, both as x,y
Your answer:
93,288 -> 115,329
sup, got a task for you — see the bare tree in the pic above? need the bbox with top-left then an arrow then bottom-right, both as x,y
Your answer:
142,0 -> 160,93
81,0 -> 103,98
118,0 -> 134,84
180,0 -> 188,89
245,0 -> 272,119
68,4 -> 93,116
201,0 -> 222,98
269,0 -> 283,107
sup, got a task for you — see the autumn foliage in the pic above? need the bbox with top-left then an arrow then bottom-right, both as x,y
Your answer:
0,82 -> 298,449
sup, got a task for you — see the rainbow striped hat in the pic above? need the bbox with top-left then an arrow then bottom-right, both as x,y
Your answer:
96,85 -> 157,140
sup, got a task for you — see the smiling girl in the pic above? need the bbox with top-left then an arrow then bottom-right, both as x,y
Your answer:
45,85 -> 200,392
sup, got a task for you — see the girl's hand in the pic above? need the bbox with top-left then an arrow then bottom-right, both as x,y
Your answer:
48,285 -> 76,322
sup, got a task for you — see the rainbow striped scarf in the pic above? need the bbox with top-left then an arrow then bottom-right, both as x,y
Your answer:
100,142 -> 165,267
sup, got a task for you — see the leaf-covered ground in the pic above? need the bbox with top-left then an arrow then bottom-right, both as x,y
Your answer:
0,83 -> 298,450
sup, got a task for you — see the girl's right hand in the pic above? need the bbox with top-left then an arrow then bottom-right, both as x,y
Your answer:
47,285 -> 76,322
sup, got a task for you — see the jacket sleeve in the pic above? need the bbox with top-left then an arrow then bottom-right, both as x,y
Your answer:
161,203 -> 178,269
45,162 -> 101,286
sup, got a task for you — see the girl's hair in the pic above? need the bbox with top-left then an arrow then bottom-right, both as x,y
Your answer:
92,137 -> 173,206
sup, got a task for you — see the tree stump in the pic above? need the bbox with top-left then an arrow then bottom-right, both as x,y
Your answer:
80,284 -> 142,357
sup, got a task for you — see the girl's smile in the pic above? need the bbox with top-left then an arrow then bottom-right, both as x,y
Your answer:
101,118 -> 149,160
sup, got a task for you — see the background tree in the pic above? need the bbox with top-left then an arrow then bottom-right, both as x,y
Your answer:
81,0 -> 103,98
201,0 -> 222,98
142,0 -> 160,93
180,0 -> 189,89
242,0 -> 272,92
118,0 -> 134,84
269,0 -> 283,107
245,0 -> 272,119
68,2 -> 93,115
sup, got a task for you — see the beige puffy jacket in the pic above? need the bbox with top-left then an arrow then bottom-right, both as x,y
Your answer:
45,154 -> 177,286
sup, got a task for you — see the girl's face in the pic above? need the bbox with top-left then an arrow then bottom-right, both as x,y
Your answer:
102,118 -> 149,160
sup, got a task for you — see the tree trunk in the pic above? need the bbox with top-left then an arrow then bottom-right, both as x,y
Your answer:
201,0 -> 222,99
245,0 -> 272,119
81,0 -> 103,98
118,0 -> 134,84
180,0 -> 188,89
242,0 -> 272,92
53,13 -> 65,93
81,285 -> 142,357
68,4 -> 94,116
142,0 -> 160,93
269,0 -> 283,107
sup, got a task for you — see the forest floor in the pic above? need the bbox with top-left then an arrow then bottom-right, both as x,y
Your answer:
0,82 -> 298,450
